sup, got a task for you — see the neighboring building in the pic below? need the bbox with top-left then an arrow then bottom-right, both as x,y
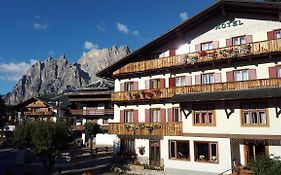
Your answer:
97,1 -> 281,174
65,87 -> 114,144
15,97 -> 58,122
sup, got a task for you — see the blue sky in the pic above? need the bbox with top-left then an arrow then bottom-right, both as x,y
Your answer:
0,0 -> 215,94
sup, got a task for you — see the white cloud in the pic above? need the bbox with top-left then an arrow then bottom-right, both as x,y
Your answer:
132,30 -> 140,35
33,22 -> 49,30
84,41 -> 99,50
117,23 -> 129,34
0,59 -> 37,81
179,12 -> 189,21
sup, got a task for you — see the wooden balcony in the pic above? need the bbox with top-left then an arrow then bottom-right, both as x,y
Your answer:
113,39 -> 281,76
70,108 -> 114,116
24,111 -> 54,116
112,78 -> 281,102
108,122 -> 182,136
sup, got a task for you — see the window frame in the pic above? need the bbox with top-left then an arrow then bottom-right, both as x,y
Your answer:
277,66 -> 281,78
150,108 -> 161,122
124,110 -> 134,123
201,73 -> 215,85
234,69 -> 249,82
172,107 -> 182,122
193,105 -> 216,126
275,30 -> 281,39
169,140 -> 190,161
124,82 -> 134,91
194,141 -> 219,163
150,79 -> 160,89
174,76 -> 186,87
241,103 -> 269,127
201,41 -> 213,51
232,35 -> 246,46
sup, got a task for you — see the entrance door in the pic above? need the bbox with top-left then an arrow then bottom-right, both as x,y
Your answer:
149,140 -> 160,167
244,142 -> 267,165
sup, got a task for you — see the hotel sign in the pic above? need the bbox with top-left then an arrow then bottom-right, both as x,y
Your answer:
215,20 -> 243,30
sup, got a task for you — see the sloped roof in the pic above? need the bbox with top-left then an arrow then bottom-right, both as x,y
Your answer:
14,97 -> 56,110
97,0 -> 281,78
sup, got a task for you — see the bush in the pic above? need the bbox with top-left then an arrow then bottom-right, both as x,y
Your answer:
249,154 -> 281,175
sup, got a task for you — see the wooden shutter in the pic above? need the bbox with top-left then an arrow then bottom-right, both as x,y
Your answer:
226,71 -> 234,82
245,35 -> 253,44
120,110 -> 125,123
248,69 -> 257,80
120,83 -> 125,91
269,66 -> 277,78
185,76 -> 192,86
169,49 -> 176,56
168,108 -> 173,122
133,110 -> 138,123
213,41 -> 219,49
267,31 -> 275,40
169,77 -> 175,88
145,80 -> 150,89
145,109 -> 150,122
160,78 -> 165,88
195,75 -> 201,85
214,73 -> 222,83
133,81 -> 138,90
195,44 -> 201,52
160,108 -> 166,124
226,38 -> 232,47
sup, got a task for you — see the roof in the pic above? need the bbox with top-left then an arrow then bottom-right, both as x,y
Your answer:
97,0 -> 281,78
169,87 -> 281,103
14,97 -> 56,110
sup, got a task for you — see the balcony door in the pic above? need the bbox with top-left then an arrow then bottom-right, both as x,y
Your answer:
149,140 -> 160,167
244,142 -> 267,165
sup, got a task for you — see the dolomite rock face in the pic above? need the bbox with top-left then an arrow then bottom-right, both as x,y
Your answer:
6,46 -> 130,105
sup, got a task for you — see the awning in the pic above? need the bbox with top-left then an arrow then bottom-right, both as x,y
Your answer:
169,87 -> 281,103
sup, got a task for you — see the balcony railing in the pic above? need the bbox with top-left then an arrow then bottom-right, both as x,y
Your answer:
24,111 -> 54,116
70,108 -> 114,116
113,39 -> 281,75
112,78 -> 281,102
108,122 -> 182,136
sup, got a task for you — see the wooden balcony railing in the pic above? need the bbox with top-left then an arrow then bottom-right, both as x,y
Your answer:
70,108 -> 114,116
108,122 -> 182,136
24,111 -> 54,116
113,39 -> 281,75
112,78 -> 281,102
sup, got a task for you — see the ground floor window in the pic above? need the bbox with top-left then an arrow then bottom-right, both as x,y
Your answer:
169,140 -> 190,160
120,139 -> 135,153
194,141 -> 218,163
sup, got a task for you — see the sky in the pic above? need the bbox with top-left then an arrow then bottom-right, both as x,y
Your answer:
0,0 -> 215,95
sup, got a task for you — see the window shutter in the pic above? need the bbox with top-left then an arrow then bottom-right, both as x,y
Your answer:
195,75 -> 201,85
213,41 -> 219,49
133,81 -> 138,90
248,69 -> 257,80
145,80 -> 150,89
226,71 -> 234,82
160,78 -> 165,88
120,110 -> 125,123
267,31 -> 275,40
226,38 -> 232,47
169,77 -> 175,88
245,35 -> 253,44
168,108 -> 173,122
214,73 -> 222,83
195,44 -> 201,52
169,49 -> 176,56
160,108 -> 166,124
185,76 -> 192,86
145,109 -> 150,122
120,83 -> 125,91
269,66 -> 277,78
133,110 -> 138,123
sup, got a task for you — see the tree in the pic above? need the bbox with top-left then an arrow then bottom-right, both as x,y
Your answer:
249,154 -> 281,175
13,121 -> 73,174
0,96 -> 7,137
84,122 -> 101,156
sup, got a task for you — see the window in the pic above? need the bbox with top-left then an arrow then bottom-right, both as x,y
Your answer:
103,119 -> 108,125
125,82 -> 134,91
121,139 -> 135,153
232,36 -> 246,46
150,79 -> 160,89
150,109 -> 160,122
195,142 -> 218,163
194,106 -> 215,126
275,30 -> 281,39
175,76 -> 185,87
242,104 -> 267,126
124,110 -> 134,123
201,73 -> 214,84
234,70 -> 248,81
201,42 -> 213,51
173,108 -> 182,122
169,140 -> 190,160
277,66 -> 281,77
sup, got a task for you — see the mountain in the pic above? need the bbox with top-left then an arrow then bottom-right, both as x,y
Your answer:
5,45 -> 130,105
